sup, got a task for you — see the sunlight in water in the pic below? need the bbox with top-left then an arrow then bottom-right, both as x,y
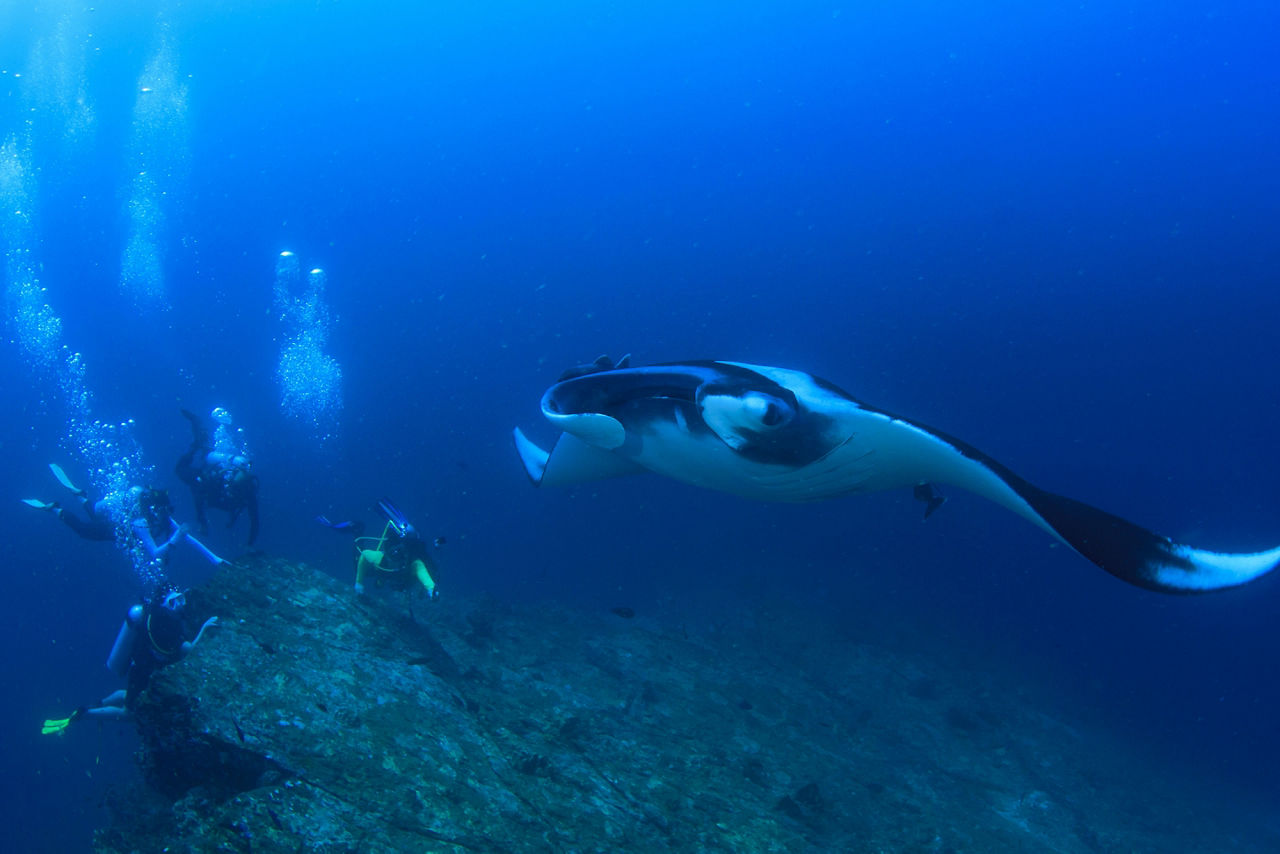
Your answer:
119,27 -> 189,311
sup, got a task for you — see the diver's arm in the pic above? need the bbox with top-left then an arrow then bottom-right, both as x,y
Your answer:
188,616 -> 219,649
133,519 -> 159,558
181,527 -> 229,565
135,518 -> 178,559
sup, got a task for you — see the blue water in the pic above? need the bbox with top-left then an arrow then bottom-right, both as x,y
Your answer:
2,1 -> 1277,848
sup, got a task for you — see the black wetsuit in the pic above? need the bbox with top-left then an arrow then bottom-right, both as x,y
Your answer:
124,604 -> 189,709
176,410 -> 260,545
59,500 -> 114,542
380,536 -> 437,592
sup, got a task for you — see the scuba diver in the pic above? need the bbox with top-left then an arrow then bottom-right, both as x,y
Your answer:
42,586 -> 218,734
175,407 -> 260,546
131,486 -> 229,567
317,498 -> 442,598
21,463 -> 115,542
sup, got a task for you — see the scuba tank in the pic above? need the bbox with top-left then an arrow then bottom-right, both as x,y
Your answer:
106,605 -> 144,678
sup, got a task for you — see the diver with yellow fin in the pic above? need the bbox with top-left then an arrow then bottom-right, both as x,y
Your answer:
317,498 -> 442,598
42,586 -> 218,734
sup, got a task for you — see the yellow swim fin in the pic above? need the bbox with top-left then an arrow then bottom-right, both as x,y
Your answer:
42,717 -> 72,735
41,707 -> 85,735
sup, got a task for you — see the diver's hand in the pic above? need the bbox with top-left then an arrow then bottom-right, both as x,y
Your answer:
191,616 -> 219,646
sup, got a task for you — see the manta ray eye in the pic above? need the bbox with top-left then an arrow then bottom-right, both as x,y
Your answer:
743,393 -> 792,429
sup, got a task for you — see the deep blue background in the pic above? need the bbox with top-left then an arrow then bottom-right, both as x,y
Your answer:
2,1 -> 1278,849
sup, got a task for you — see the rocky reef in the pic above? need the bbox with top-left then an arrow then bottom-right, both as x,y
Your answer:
94,556 -> 1273,853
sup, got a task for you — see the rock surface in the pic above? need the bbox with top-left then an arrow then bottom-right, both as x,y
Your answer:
95,556 -> 1274,853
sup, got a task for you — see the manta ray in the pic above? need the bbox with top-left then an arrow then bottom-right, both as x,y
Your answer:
513,357 -> 1280,594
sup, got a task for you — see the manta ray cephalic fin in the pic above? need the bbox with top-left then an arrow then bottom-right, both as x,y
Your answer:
513,428 -> 646,488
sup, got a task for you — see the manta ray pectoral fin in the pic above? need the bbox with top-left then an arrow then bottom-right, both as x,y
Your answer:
512,428 -> 646,488
913,483 -> 947,520
1014,486 -> 1280,594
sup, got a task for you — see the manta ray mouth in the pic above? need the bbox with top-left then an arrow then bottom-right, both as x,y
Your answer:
541,370 -> 702,419
540,368 -> 709,451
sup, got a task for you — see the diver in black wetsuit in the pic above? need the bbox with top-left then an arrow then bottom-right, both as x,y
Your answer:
41,587 -> 219,733
22,463 -> 115,542
175,407 -> 260,546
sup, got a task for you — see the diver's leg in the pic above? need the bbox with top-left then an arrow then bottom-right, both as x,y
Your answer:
80,689 -> 129,721
86,704 -> 129,719
58,510 -> 96,539
412,559 -> 438,599
180,408 -> 209,448
355,550 -> 382,593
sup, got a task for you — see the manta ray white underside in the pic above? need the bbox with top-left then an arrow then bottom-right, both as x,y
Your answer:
514,359 -> 1280,595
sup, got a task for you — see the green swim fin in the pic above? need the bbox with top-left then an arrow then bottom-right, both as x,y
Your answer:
41,708 -> 83,735
48,463 -> 84,497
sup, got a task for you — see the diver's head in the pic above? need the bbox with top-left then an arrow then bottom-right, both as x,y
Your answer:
211,407 -> 232,426
140,487 -> 172,522
149,584 -> 187,612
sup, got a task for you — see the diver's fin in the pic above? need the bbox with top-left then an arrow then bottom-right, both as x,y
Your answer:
513,428 -> 646,487
21,498 -> 55,511
48,463 -> 84,496
317,515 -> 365,536
41,707 -> 85,735
913,483 -> 947,520
41,717 -> 71,735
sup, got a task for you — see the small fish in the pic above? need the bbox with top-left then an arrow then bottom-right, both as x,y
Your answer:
232,718 -> 246,743
610,606 -> 636,619
266,808 -> 284,831
433,536 -> 447,547
407,656 -> 431,666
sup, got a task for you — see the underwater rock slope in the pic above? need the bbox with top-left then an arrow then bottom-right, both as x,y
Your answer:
95,557 -> 1273,853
